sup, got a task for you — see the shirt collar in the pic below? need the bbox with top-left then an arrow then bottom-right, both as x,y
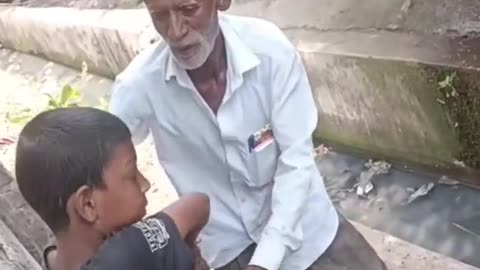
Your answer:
165,15 -> 260,88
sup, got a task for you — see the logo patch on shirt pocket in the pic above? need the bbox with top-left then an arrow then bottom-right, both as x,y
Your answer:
246,124 -> 278,187
248,124 -> 274,153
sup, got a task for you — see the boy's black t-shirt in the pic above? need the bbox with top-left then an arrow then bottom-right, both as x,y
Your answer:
80,212 -> 194,270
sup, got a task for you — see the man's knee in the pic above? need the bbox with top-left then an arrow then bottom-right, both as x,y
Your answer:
319,213 -> 388,270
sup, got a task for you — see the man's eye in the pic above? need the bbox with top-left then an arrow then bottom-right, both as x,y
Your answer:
150,10 -> 168,21
181,5 -> 199,14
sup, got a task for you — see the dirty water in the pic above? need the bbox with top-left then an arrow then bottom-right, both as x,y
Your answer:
317,151 -> 480,268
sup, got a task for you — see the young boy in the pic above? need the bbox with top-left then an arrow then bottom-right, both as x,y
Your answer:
15,107 -> 210,270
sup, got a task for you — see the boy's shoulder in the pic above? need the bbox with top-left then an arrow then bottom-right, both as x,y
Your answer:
82,213 -> 193,270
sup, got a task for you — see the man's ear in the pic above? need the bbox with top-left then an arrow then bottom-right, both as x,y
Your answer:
72,185 -> 98,223
217,0 -> 231,11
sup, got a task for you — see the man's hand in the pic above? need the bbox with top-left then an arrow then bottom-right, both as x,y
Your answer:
245,266 -> 266,270
192,244 -> 209,270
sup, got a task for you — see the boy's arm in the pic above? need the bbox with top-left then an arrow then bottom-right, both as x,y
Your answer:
158,193 -> 210,247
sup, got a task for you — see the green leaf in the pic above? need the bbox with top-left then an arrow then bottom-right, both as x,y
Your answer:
59,85 -> 81,106
8,114 -> 32,124
6,108 -> 33,124
438,80 -> 448,89
43,93 -> 59,109
48,99 -> 58,109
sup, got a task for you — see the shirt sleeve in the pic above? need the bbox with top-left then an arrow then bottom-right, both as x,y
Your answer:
82,213 -> 193,270
249,48 -> 318,270
109,78 -> 151,145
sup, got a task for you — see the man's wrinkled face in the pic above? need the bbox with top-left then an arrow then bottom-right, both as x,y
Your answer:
146,0 -> 223,69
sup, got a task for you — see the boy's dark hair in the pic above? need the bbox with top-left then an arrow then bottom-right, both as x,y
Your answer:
15,107 -> 131,233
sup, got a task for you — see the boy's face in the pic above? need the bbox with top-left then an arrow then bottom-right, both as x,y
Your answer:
76,141 -> 150,234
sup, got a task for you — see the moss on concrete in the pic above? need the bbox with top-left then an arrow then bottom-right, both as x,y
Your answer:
310,55 -> 460,168
313,56 -> 480,170
430,67 -> 480,168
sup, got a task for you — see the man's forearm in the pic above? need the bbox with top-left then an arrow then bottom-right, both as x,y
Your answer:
248,43 -> 319,269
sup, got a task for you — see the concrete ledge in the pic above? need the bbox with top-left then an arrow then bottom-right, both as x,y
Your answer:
0,163 -> 53,265
352,221 -> 479,270
0,7 -> 158,78
0,219 -> 42,270
229,0 -> 480,36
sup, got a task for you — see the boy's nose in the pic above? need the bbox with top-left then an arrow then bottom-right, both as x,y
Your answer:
138,171 -> 151,193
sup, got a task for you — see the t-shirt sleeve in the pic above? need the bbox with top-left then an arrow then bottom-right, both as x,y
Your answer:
82,212 -> 193,270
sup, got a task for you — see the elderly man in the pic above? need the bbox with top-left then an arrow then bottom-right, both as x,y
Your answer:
110,0 -> 387,269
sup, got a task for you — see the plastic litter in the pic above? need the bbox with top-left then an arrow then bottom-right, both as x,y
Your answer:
406,182 -> 435,205
438,176 -> 460,186
356,160 -> 391,198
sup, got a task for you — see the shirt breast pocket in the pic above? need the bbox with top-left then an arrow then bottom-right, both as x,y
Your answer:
246,139 -> 279,187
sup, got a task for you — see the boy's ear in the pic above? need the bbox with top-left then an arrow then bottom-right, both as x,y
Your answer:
216,0 -> 231,11
73,185 -> 98,223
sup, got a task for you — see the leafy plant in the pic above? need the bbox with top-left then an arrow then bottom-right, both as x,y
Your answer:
46,85 -> 82,109
6,108 -> 33,124
434,69 -> 480,168
438,72 -> 458,98
7,61 -> 110,126
7,84 -> 83,125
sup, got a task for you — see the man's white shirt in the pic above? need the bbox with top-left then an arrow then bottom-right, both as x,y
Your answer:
110,14 -> 338,270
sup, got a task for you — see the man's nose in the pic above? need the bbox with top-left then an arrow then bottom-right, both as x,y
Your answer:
167,14 -> 188,42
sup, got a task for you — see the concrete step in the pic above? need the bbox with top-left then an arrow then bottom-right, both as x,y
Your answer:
0,162 -> 53,265
228,0 -> 480,38
286,30 -> 480,70
353,221 -> 479,270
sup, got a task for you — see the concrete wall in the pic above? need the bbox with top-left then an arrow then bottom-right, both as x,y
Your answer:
1,0 -> 479,78
0,7 -> 159,78
230,0 -> 480,36
0,4 -> 479,174
307,55 -> 459,167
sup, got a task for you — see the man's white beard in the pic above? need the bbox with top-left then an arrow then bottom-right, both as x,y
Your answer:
172,25 -> 220,70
